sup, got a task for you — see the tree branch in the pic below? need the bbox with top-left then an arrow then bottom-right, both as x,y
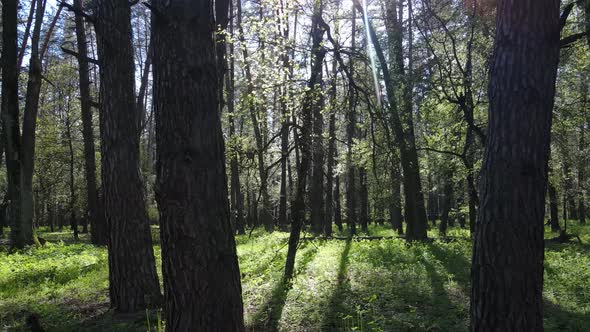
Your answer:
61,46 -> 99,65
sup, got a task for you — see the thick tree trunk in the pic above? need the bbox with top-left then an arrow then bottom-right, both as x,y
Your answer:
152,0 -> 245,329
94,0 -> 161,312
72,0 -> 105,245
470,0 -> 560,329
2,0 -> 27,249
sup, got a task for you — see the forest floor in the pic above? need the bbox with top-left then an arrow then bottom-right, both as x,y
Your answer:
1,223 -> 589,331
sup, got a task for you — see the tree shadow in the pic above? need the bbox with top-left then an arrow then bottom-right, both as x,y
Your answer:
320,239 -> 352,330
426,242 -> 471,292
248,242 -> 321,332
544,298 -> 590,331
416,250 -> 469,331
544,240 -> 590,255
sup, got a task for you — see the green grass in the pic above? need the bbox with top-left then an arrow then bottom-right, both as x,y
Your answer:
1,223 -> 590,331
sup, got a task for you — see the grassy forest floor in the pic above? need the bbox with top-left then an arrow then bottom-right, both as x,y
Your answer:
1,223 -> 590,331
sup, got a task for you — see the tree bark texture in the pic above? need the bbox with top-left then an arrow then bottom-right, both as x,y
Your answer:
94,0 -> 161,312
470,0 -> 560,329
152,0 -> 245,329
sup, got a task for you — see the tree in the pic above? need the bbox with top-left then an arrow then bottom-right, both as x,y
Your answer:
152,0 -> 245,329
356,0 -> 429,241
470,0 -> 560,329
71,0 -> 105,244
2,0 -> 26,249
284,0 -> 327,280
237,0 -> 273,232
346,4 -> 358,236
226,0 -> 246,235
93,0 -> 161,312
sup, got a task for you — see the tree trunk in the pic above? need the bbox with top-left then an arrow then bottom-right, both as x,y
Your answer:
310,18 -> 325,235
152,0 -> 245,329
277,0 -> 291,231
227,0 -> 245,235
2,0 -> 27,249
237,0 -> 273,232
334,173 -> 343,232
361,0 -> 428,241
359,168 -> 369,233
65,103 -> 78,241
390,157 -> 403,235
284,0 -> 326,280
439,176 -> 452,237
346,4 -> 357,236
548,180 -> 561,232
579,122 -> 586,224
471,0 -> 560,329
17,0 -> 37,72
325,57 -> 338,237
72,0 -> 105,245
562,157 -> 577,220
94,0 -> 161,313
20,0 -> 46,247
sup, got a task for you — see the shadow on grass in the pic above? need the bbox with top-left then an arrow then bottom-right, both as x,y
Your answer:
248,242 -> 322,332
320,239 -> 352,330
414,247 -> 469,331
544,299 -> 590,331
426,242 -> 471,292
545,240 -> 590,255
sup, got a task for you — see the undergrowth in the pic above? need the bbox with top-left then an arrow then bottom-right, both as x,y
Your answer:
0,223 -> 589,331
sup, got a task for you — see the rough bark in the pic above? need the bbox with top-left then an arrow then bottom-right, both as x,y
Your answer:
94,0 -> 161,312
470,0 -> 560,329
152,0 -> 245,329
2,0 -> 26,249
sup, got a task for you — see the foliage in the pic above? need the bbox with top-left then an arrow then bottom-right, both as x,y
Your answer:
2,224 -> 590,331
